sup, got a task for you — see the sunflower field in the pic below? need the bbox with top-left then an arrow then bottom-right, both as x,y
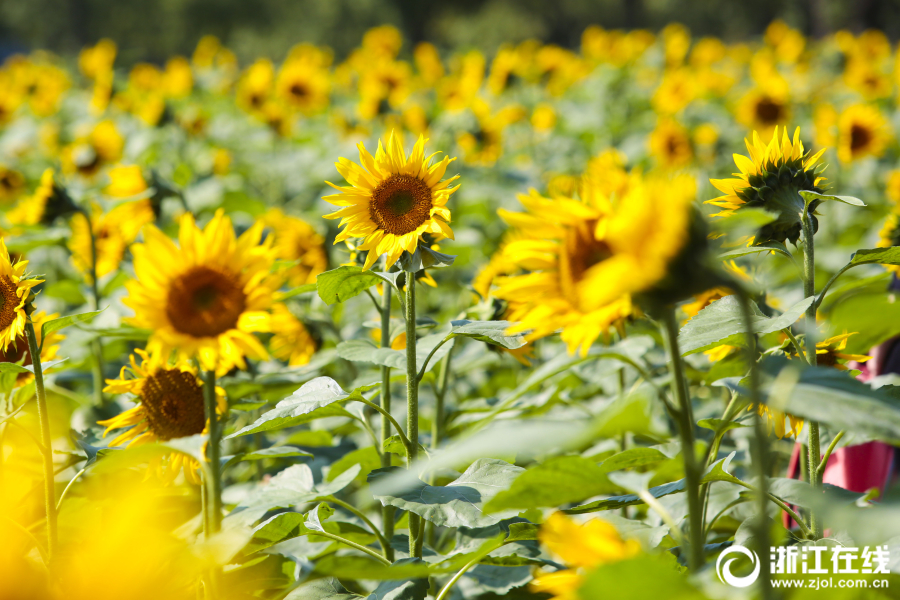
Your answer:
6,19 -> 900,600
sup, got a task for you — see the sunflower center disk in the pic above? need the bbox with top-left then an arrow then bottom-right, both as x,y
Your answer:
141,369 -> 206,440
0,275 -> 19,332
370,174 -> 433,235
165,266 -> 247,338
0,335 -> 30,366
850,124 -> 871,152
755,98 -> 784,125
561,220 -> 613,309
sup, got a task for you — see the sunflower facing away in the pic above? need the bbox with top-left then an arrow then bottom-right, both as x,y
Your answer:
494,168 -> 696,355
323,132 -> 459,270
124,210 -> 279,372
98,349 -> 226,484
708,126 -> 826,244
0,240 -> 42,352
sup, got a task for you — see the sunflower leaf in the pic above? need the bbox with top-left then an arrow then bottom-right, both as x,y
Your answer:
799,190 -> 866,207
316,266 -> 383,305
718,240 -> 792,260
678,295 -> 814,355
40,309 -> 104,350
448,320 -> 527,350
336,334 -> 453,373
849,247 -> 900,267
399,244 -> 455,273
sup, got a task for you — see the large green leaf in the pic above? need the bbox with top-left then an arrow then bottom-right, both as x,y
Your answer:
335,333 -> 453,372
799,190 -> 865,207
719,240 -> 792,260
40,309 -> 104,344
284,578 -> 359,600
678,295 -> 813,355
598,447 -> 669,472
369,458 -> 525,528
483,456 -> 620,513
579,554 -> 705,600
316,266 -> 384,305
848,247 -> 900,266
226,377 -> 372,438
824,288 -> 900,353
447,320 -> 526,349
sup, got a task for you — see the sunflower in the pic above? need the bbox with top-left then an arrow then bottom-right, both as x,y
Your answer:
98,349 -> 226,484
105,165 -> 148,198
530,513 -> 641,600
275,58 -> 330,115
757,404 -> 804,439
787,332 -> 871,370
0,165 -> 25,203
269,303 -> 318,367
236,59 -> 274,115
836,104 -> 889,164
708,126 -> 826,244
495,170 -> 696,355
0,311 -> 65,385
736,88 -> 790,138
69,199 -> 155,281
61,120 -> 124,178
78,39 -> 117,81
262,208 -> 327,288
124,210 -> 279,372
323,132 -> 459,270
648,118 -> 693,169
0,240 -> 42,352
7,168 -> 63,226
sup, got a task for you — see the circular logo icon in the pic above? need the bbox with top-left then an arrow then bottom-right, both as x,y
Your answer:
716,545 -> 761,588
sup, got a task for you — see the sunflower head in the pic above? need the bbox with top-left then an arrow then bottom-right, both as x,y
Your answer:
124,210 -> 279,372
837,104 -> 889,164
708,126 -> 826,245
8,168 -> 77,226
0,240 -> 42,352
323,132 -> 459,271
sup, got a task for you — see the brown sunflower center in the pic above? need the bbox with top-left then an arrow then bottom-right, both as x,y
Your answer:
0,275 -> 20,333
289,82 -> 309,99
0,334 -> 30,366
562,219 -> 612,285
755,97 -> 784,125
850,124 -> 872,152
140,369 -> 206,440
370,174 -> 433,235
165,266 -> 246,338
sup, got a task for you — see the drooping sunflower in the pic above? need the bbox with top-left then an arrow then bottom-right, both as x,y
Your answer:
0,240 -> 41,353
69,199 -> 155,281
269,303 -> 318,367
323,132 -> 459,270
530,513 -> 641,600
836,104 -> 889,164
495,170 -> 697,355
98,349 -> 226,484
262,208 -> 328,288
124,210 -> 280,372
708,126 -> 826,244
0,311 -> 65,385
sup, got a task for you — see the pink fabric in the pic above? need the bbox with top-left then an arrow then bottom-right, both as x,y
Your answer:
782,340 -> 896,529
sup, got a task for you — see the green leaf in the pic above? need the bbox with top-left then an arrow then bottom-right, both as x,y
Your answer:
505,522 -> 539,542
336,334 -> 453,372
697,418 -> 748,432
597,447 -> 669,473
382,434 -> 426,457
316,266 -> 383,305
226,377 -> 370,438
398,244 -> 455,272
234,463 -> 362,518
849,247 -> 900,267
699,452 -> 742,486
678,295 -> 813,355
448,320 -> 526,350
719,240 -> 792,260
233,446 -> 312,461
305,503 -> 334,533
40,309 -> 104,342
823,288 -> 900,353
483,456 -> 619,513
277,283 -> 318,300
369,458 -> 525,528
284,578 -> 360,600
579,554 -> 705,600
564,479 -> 686,514
799,190 -> 865,207
245,512 -> 309,555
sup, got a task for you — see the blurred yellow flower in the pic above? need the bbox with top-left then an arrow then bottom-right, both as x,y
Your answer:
125,210 -> 279,372
262,208 -> 327,287
269,303 -> 318,366
648,118 -> 692,169
323,132 -> 459,270
836,104 -> 889,164
69,199 -> 155,280
78,38 -> 117,80
0,310 -> 65,386
105,164 -> 148,198
62,120 -> 124,178
532,103 -> 557,132
0,164 -> 25,203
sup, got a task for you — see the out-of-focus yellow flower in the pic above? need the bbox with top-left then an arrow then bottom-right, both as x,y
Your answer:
532,103 -> 556,133
69,199 -> 155,280
496,169 -> 695,355
457,100 -> 524,166
62,120 -> 124,178
262,208 -> 327,287
437,50 -> 485,112
836,104 -> 889,163
79,38 -> 117,80
323,132 -> 459,270
269,303 -> 318,366
236,58 -> 275,115
652,68 -> 696,115
0,165 -> 25,203
362,25 -> 403,59
662,23 -> 691,68
213,148 -> 232,175
8,168 -> 57,225
736,88 -> 791,139
358,58 -> 412,120
0,310 -> 65,385
124,210 -> 279,372
530,513 -> 642,600
757,403 -> 804,439
648,117 -> 692,169
276,54 -> 331,115
414,42 -> 445,87
105,164 -> 148,198
764,20 -> 806,64
164,56 -> 193,98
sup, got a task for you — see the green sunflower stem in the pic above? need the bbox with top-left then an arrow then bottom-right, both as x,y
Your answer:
203,369 -> 223,534
25,319 -> 57,562
379,282 -> 395,562
404,273 -> 422,559
801,208 -> 823,539
85,211 -> 105,407
660,309 -> 703,572
734,287 -> 773,599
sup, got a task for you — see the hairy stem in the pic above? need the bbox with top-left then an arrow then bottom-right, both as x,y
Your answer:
801,210 -> 823,538
405,276 -> 421,558
203,370 -> 223,534
26,320 -> 56,561
379,283 -> 395,561
660,309 -> 703,571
